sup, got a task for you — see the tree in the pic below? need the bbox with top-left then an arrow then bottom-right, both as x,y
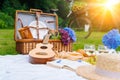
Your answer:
19,0 -> 59,13
0,12 -> 14,29
1,0 -> 27,17
0,0 -> 71,28
0,0 -> 4,9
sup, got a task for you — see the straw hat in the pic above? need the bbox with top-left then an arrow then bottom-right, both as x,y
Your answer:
76,64 -> 119,80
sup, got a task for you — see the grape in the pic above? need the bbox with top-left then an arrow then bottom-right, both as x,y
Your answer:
85,56 -> 96,65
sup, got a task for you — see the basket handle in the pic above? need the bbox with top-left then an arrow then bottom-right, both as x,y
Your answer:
18,18 -> 24,28
36,12 -> 40,26
30,9 -> 43,13
35,12 -> 41,39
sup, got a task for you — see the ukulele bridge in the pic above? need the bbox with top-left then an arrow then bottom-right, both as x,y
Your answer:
36,52 -> 47,55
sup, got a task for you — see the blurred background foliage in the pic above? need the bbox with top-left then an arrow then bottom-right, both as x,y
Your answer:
0,0 -> 120,31
0,0 -> 71,29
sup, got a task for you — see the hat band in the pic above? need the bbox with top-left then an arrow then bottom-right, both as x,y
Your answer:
95,67 -> 120,79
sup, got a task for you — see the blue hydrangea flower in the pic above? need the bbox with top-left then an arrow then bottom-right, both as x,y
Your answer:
102,29 -> 120,49
64,27 -> 76,42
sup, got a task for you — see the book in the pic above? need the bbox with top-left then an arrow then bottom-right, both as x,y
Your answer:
47,59 -> 91,72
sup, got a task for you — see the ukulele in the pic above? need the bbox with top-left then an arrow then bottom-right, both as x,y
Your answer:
29,32 -> 55,64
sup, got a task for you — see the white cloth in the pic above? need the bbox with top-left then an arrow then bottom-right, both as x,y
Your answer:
0,55 -> 87,80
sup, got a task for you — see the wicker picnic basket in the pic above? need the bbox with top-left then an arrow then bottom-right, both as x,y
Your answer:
14,9 -> 72,54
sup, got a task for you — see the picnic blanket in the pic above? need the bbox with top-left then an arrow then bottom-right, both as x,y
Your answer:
0,55 -> 87,80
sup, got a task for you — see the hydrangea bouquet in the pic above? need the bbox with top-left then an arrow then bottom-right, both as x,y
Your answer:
102,29 -> 120,49
51,27 -> 76,45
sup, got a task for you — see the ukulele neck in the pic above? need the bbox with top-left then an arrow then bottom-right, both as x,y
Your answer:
43,33 -> 51,44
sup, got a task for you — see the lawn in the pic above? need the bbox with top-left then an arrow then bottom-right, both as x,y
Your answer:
0,29 -> 107,55
73,31 -> 106,50
0,29 -> 17,55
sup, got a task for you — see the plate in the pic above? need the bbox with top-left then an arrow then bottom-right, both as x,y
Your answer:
29,21 -> 48,39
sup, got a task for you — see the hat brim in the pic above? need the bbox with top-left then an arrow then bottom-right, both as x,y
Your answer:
76,65 -> 116,80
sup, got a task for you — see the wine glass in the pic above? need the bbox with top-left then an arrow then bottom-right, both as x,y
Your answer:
98,45 -> 109,53
84,44 -> 95,53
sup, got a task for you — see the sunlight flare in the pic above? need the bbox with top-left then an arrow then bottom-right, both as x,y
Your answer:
103,0 -> 120,10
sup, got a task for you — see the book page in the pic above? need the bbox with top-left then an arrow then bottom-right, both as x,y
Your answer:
47,60 -> 64,68
47,59 -> 90,71
62,59 -> 90,71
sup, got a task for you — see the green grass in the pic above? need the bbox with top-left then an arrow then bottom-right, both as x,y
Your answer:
0,29 -> 17,55
73,31 -> 106,50
0,29 -> 107,55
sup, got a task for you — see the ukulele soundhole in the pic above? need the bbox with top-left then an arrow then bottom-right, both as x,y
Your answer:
40,46 -> 47,49
36,52 -> 47,55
